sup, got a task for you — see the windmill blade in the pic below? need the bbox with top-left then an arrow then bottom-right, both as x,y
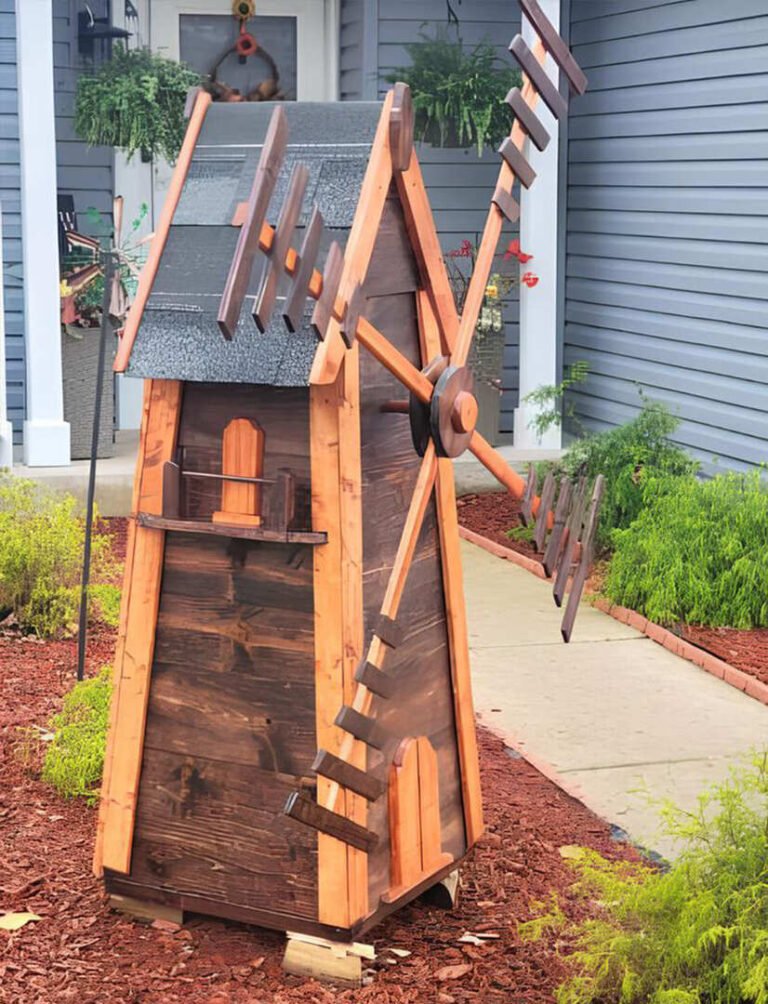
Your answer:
253,162 -> 309,332
518,0 -> 588,95
282,204 -> 324,333
560,476 -> 604,642
285,443 -> 439,847
113,195 -> 124,249
218,104 -> 287,339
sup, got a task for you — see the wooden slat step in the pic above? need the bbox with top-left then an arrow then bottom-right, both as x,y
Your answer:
283,204 -> 324,333
506,87 -> 550,151
553,476 -> 587,608
311,241 -> 343,340
340,282 -> 366,348
518,0 -> 588,95
521,463 -> 536,526
491,184 -> 520,223
533,471 -> 556,552
253,163 -> 309,332
354,660 -> 396,699
374,613 -> 404,649
542,477 -> 571,577
498,137 -> 537,190
509,35 -> 568,121
218,105 -> 287,339
284,792 -> 378,852
334,707 -> 388,750
311,750 -> 385,802
561,475 -> 605,642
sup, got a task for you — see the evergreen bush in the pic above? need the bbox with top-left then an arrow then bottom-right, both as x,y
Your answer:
606,470 -> 768,628
0,475 -> 116,637
42,668 -> 112,805
541,402 -> 698,551
521,754 -> 768,1004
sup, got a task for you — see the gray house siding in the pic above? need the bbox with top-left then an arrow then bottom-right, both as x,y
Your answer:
563,0 -> 768,472
54,4 -> 114,231
0,1 -> 23,444
0,3 -> 114,448
339,0 -> 522,437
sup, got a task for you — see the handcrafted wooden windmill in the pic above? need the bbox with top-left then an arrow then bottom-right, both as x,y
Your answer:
95,0 -> 596,975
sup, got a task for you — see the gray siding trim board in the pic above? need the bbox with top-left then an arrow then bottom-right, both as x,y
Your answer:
563,0 -> 768,473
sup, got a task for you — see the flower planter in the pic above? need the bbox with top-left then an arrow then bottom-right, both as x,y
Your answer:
61,325 -> 116,460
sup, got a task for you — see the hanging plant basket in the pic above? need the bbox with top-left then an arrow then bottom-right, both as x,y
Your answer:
387,30 -> 521,156
74,46 -> 200,163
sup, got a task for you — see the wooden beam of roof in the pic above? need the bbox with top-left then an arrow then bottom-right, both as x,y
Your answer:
114,90 -> 211,372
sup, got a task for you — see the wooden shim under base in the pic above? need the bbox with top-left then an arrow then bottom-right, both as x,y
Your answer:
283,932 -> 374,987
109,894 -> 183,927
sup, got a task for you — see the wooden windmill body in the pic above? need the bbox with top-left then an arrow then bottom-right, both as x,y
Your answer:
96,0 -> 592,957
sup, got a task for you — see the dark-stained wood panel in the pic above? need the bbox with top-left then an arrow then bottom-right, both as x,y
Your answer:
359,206 -> 467,907
120,385 -> 319,922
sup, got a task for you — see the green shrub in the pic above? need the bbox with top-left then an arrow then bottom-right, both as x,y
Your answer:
605,470 -> 768,628
41,668 -> 112,805
541,402 -> 698,551
0,474 -> 116,637
522,754 -> 768,1004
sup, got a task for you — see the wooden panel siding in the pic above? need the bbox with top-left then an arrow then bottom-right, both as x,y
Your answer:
109,383 -> 319,923
564,0 -> 768,472
359,205 -> 467,903
339,0 -> 522,435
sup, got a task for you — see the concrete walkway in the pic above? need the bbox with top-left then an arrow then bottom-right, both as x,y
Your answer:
462,539 -> 768,859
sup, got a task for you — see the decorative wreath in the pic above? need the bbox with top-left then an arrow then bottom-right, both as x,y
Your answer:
203,1 -> 284,103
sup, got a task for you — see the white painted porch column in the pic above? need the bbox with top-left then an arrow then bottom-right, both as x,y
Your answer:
513,0 -> 562,450
16,0 -> 70,466
0,208 -> 14,469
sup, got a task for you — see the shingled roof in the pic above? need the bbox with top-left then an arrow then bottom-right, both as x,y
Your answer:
127,101 -> 381,386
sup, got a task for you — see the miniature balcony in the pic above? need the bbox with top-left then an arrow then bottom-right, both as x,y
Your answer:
135,460 -> 327,545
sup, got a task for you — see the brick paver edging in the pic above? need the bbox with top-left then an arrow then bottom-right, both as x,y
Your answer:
459,525 -> 768,709
592,598 -> 768,707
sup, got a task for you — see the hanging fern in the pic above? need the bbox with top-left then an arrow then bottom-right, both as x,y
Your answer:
387,30 -> 521,156
74,46 -> 199,163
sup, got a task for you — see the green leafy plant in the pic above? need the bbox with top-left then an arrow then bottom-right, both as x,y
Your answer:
387,30 -> 521,155
522,753 -> 768,1004
0,475 -> 117,637
42,668 -> 112,805
524,361 -> 590,440
74,46 -> 199,162
540,402 -> 698,551
605,470 -> 768,628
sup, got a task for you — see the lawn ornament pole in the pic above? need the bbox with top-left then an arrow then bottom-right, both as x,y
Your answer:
96,0 -> 594,980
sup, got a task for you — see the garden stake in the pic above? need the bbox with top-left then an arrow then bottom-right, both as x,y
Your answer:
76,251 -> 114,682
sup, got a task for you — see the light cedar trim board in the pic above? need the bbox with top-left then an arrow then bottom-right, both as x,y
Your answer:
97,380 -> 183,875
417,293 -> 483,845
338,345 -> 368,925
396,153 -> 459,355
309,90 -> 394,387
452,39 -> 548,370
114,91 -> 211,373
309,377 -> 351,927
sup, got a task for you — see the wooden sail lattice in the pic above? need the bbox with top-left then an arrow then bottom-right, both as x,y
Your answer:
186,0 -> 600,854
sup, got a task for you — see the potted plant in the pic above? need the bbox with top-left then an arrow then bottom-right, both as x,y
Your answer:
387,30 -> 521,156
74,46 -> 199,162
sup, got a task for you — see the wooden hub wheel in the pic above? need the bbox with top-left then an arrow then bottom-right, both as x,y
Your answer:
430,365 -> 477,458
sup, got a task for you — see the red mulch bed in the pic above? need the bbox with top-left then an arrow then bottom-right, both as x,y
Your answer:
0,516 -> 639,1003
457,491 -> 768,692
457,493 -> 538,561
